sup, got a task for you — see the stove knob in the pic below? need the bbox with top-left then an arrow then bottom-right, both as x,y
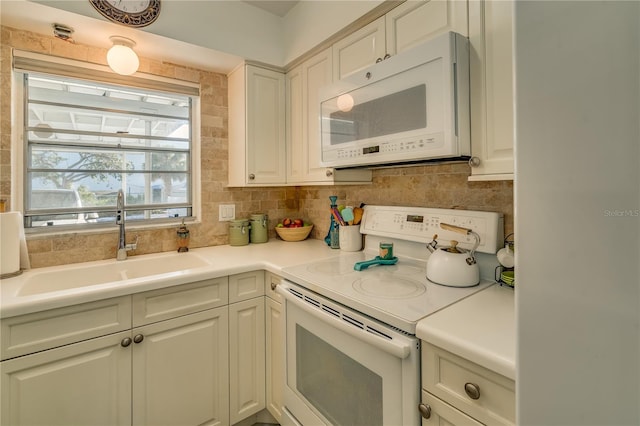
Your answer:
418,403 -> 431,419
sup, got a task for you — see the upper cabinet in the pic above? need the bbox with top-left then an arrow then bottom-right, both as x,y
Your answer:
333,0 -> 469,80
228,64 -> 286,187
468,0 -> 515,180
286,48 -> 372,185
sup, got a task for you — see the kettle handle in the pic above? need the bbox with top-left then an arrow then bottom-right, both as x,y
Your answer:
440,223 -> 472,235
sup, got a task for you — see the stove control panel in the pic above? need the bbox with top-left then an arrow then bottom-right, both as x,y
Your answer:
360,205 -> 504,254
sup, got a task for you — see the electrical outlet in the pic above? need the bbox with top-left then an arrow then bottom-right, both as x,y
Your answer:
218,204 -> 235,221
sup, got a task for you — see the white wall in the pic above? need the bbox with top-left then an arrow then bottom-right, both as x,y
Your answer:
282,0 -> 383,64
515,1 -> 640,424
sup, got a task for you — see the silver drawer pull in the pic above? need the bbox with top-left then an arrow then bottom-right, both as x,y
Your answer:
121,337 -> 132,347
418,403 -> 431,419
464,382 -> 481,400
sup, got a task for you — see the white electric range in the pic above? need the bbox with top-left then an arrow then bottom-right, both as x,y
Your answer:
280,205 -> 504,334
277,205 -> 503,426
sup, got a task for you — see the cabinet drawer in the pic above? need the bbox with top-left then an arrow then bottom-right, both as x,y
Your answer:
264,272 -> 283,303
133,277 -> 228,327
1,296 -> 131,360
420,390 -> 482,426
229,271 -> 265,303
422,342 -> 515,425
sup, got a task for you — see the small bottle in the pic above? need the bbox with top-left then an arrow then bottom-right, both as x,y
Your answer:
177,219 -> 190,252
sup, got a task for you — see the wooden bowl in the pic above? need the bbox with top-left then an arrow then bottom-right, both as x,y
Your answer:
275,225 -> 313,242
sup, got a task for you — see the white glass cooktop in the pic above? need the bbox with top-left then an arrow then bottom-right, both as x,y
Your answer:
281,251 -> 491,335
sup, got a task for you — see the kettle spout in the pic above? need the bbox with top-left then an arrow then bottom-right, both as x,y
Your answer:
426,234 -> 438,253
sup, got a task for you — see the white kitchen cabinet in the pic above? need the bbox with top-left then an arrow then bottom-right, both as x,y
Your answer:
264,272 -> 284,422
420,342 -> 515,425
468,0 -> 515,180
228,64 -> 286,186
1,278 -> 232,426
132,307 -> 229,426
286,48 -> 372,185
332,17 -> 386,81
385,0 -> 469,56
333,0 -> 469,80
229,297 -> 266,424
1,331 -> 132,426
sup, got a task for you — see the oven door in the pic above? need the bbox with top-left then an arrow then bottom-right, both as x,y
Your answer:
276,281 -> 420,426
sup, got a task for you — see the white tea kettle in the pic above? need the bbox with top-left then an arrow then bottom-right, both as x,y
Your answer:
426,223 -> 480,287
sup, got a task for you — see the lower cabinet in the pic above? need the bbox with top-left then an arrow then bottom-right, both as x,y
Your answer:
229,297 -> 265,424
0,271 -> 274,426
420,342 -> 515,426
264,272 -> 284,423
132,308 -> 229,426
1,331 -> 132,425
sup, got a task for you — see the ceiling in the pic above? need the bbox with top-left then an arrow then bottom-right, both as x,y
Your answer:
0,0 -> 299,73
243,1 -> 299,17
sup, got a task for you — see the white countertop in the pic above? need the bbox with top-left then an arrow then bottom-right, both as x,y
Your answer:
416,283 -> 516,380
1,239 -> 341,318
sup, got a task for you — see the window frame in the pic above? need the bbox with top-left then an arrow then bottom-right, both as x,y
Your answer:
12,50 -> 202,234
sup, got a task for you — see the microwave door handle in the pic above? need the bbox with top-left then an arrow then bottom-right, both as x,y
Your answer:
276,284 -> 412,359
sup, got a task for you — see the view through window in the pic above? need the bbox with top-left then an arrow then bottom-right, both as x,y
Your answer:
23,73 -> 194,229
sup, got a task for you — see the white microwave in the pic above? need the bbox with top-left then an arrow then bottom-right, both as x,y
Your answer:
320,32 -> 470,168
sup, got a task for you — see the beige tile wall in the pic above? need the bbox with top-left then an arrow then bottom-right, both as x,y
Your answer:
0,26 -> 513,269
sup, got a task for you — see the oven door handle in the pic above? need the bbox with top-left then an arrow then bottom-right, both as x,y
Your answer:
276,284 -> 412,359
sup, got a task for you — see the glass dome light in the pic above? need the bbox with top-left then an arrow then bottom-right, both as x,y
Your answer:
107,36 -> 139,76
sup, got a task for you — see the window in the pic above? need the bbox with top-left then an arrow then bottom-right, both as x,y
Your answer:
22,72 -> 196,230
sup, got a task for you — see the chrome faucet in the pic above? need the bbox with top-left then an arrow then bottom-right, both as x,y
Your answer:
116,189 -> 137,260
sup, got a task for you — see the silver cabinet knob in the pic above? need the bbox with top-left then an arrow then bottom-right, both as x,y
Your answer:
468,157 -> 481,168
133,334 -> 144,344
365,72 -> 372,80
376,57 -> 383,63
464,382 -> 481,400
383,53 -> 391,60
418,403 -> 431,419
270,280 -> 278,291
326,169 -> 334,177
248,173 -> 256,180
121,337 -> 132,347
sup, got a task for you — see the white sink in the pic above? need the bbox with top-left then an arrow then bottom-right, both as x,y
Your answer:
18,265 -> 126,296
18,252 -> 212,296
118,252 -> 211,280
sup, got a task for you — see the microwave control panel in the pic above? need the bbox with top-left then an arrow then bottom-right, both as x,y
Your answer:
360,205 -> 504,254
323,133 -> 449,168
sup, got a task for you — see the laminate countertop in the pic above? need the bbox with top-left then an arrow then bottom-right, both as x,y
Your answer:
416,283 -> 516,380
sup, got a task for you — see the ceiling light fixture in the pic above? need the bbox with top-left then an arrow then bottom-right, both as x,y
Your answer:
107,36 -> 139,76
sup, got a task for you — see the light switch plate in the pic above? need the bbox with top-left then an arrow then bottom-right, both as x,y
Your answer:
219,204 -> 235,221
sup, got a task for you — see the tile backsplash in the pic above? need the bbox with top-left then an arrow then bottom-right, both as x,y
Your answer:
1,26 -> 513,268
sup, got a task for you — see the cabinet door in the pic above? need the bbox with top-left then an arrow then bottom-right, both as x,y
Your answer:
302,47 -> 334,182
132,307 -> 229,426
229,297 -> 266,424
286,64 -> 305,183
469,0 -> 515,179
229,65 -> 286,186
332,17 -> 386,80
386,0 -> 469,56
246,66 -> 286,185
265,297 -> 284,422
1,331 -> 131,426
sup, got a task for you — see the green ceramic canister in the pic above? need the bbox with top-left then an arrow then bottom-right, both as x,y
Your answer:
250,214 -> 268,244
229,219 -> 250,246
